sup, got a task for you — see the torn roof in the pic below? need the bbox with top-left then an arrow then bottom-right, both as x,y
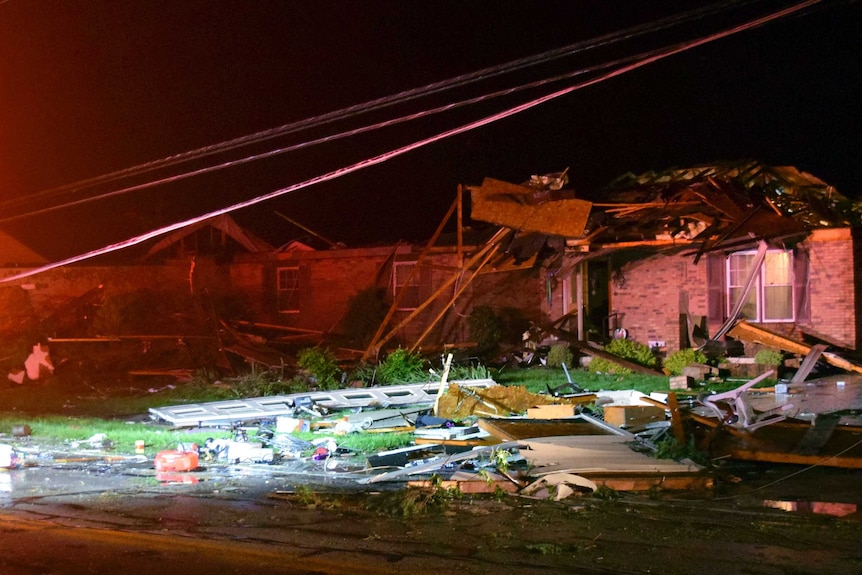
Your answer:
473,161 -> 856,254
468,177 -> 592,238
593,161 -> 859,239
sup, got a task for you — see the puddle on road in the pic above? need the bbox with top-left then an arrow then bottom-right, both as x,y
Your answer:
763,499 -> 858,518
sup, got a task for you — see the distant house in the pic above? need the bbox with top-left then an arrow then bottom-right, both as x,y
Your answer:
0,228 -> 49,268
469,161 -> 862,354
228,225 -> 543,355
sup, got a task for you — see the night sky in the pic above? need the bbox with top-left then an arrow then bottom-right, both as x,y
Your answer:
1,0 -> 859,259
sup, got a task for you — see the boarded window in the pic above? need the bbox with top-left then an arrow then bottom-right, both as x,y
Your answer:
277,266 -> 300,313
393,262 -> 421,310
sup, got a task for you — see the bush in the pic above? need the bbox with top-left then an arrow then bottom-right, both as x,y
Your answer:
546,344 -> 574,368
297,347 -> 340,389
377,348 -> 427,385
755,348 -> 784,367
467,306 -> 502,349
663,348 -> 709,376
605,338 -> 658,368
588,357 -> 634,375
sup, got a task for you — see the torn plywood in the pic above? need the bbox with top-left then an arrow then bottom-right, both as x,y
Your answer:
520,435 -> 711,490
469,178 -> 592,237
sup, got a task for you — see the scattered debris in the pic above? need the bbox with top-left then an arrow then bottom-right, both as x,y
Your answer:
8,342 -> 54,384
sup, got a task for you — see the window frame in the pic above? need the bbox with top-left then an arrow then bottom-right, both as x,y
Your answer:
725,249 -> 795,323
276,265 -> 301,314
392,261 -> 421,311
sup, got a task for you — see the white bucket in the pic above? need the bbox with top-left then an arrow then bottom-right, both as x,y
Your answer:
0,445 -> 15,468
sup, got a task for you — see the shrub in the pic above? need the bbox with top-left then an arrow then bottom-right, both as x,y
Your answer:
588,357 -> 633,375
605,338 -> 657,368
546,344 -> 574,368
297,347 -> 340,389
755,348 -> 784,367
467,306 -> 502,349
663,348 -> 709,376
377,348 -> 427,385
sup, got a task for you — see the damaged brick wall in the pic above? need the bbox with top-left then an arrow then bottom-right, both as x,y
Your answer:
604,229 -> 860,354
232,247 -> 474,347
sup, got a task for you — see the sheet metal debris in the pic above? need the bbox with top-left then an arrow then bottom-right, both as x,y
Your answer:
148,379 -> 497,427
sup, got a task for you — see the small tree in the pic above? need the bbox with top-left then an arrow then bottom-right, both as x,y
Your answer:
605,338 -> 658,368
663,348 -> 709,376
377,348 -> 427,385
342,287 -> 388,346
297,347 -> 340,389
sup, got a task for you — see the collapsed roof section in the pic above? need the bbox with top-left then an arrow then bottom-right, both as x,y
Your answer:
470,160 -> 856,255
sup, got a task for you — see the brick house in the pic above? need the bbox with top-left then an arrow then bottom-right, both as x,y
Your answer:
470,162 -> 862,355
4,162 -> 858,371
227,228 -> 544,356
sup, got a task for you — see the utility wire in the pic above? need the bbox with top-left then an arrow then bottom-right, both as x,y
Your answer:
0,0 -> 824,284
0,43 -> 681,223
0,0 -> 761,216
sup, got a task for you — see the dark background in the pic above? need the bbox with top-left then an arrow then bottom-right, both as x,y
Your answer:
1,0 -> 859,258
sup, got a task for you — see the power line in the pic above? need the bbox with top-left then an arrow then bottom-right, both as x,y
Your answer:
0,0 -> 760,217
0,43 -> 679,224
0,0 -> 825,283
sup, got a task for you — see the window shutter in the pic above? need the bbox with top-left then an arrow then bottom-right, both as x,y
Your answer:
794,247 -> 811,322
706,253 -> 726,335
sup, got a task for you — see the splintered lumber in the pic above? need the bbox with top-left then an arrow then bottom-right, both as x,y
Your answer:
728,321 -> 862,375
692,416 -> 862,469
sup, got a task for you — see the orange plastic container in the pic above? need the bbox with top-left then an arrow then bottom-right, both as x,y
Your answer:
154,450 -> 199,472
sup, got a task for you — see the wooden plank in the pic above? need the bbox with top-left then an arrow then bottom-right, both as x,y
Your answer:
728,321 -> 862,374
407,479 -> 520,494
717,447 -> 862,469
667,393 -> 686,444
586,473 -> 713,492
521,435 -> 704,477
478,417 -> 617,440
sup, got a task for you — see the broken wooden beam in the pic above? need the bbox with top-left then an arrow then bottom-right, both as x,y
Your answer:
728,321 -> 862,375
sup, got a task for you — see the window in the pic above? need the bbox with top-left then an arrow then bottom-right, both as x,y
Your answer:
277,266 -> 300,313
726,250 -> 794,322
393,262 -> 421,310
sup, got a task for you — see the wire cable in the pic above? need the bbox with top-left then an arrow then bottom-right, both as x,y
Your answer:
0,0 -> 824,284
0,0 -> 763,215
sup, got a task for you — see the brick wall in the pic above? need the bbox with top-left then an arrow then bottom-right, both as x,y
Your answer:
803,229 -> 857,348
601,229 -> 859,353
609,252 -> 708,352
